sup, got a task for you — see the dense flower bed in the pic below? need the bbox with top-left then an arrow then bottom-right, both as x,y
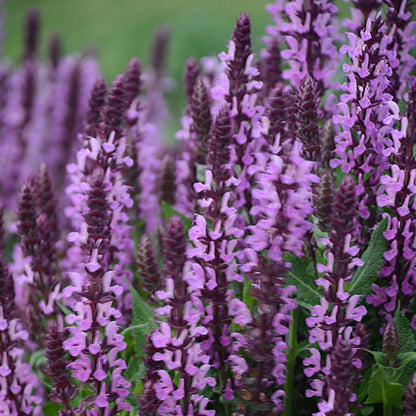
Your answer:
0,1 -> 416,415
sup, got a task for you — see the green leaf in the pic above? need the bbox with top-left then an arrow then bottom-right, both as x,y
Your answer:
161,201 -> 192,231
366,366 -> 403,407
364,349 -> 385,367
43,402 -> 62,415
242,275 -> 255,310
284,254 -> 322,307
394,308 -> 415,354
130,285 -> 155,358
394,309 -> 416,387
348,217 -> 388,296
398,352 -> 416,368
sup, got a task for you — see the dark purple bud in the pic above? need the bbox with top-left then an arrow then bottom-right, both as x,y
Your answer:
17,181 -> 38,257
83,171 -> 111,253
404,373 -> 416,416
232,13 -> 251,71
100,74 -> 127,140
184,57 -> 200,104
124,57 -> 142,107
44,320 -> 77,408
137,235 -> 161,301
84,77 -> 107,137
158,154 -> 176,206
296,75 -> 322,161
266,82 -> 295,144
314,169 -> 335,232
227,13 -> 252,102
35,164 -> 58,277
330,175 -> 357,238
321,120 -> 336,166
260,38 -> 282,92
208,107 -> 232,171
150,25 -> 170,79
23,7 -> 40,61
163,216 -> 186,281
48,33 -> 62,71
382,321 -> 400,363
190,76 -> 211,160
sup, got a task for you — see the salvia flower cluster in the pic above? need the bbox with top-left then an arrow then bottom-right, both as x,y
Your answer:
1,1 -> 416,415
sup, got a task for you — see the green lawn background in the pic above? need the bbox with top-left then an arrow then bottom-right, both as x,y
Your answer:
3,1 -> 271,120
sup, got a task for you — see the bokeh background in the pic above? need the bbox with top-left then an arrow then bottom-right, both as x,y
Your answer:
2,0 -> 359,132
3,1 -> 272,123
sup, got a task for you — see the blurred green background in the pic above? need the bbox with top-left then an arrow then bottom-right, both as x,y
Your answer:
2,0 -> 271,123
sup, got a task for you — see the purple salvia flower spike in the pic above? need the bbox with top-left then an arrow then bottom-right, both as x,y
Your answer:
266,0 -> 339,96
305,176 -> 366,414
383,0 -> 416,100
0,212 -> 42,415
332,13 -> 406,238
63,168 -> 130,413
371,81 -> 416,319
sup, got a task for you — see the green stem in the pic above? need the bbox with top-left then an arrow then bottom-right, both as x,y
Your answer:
383,403 -> 392,416
284,308 -> 298,416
